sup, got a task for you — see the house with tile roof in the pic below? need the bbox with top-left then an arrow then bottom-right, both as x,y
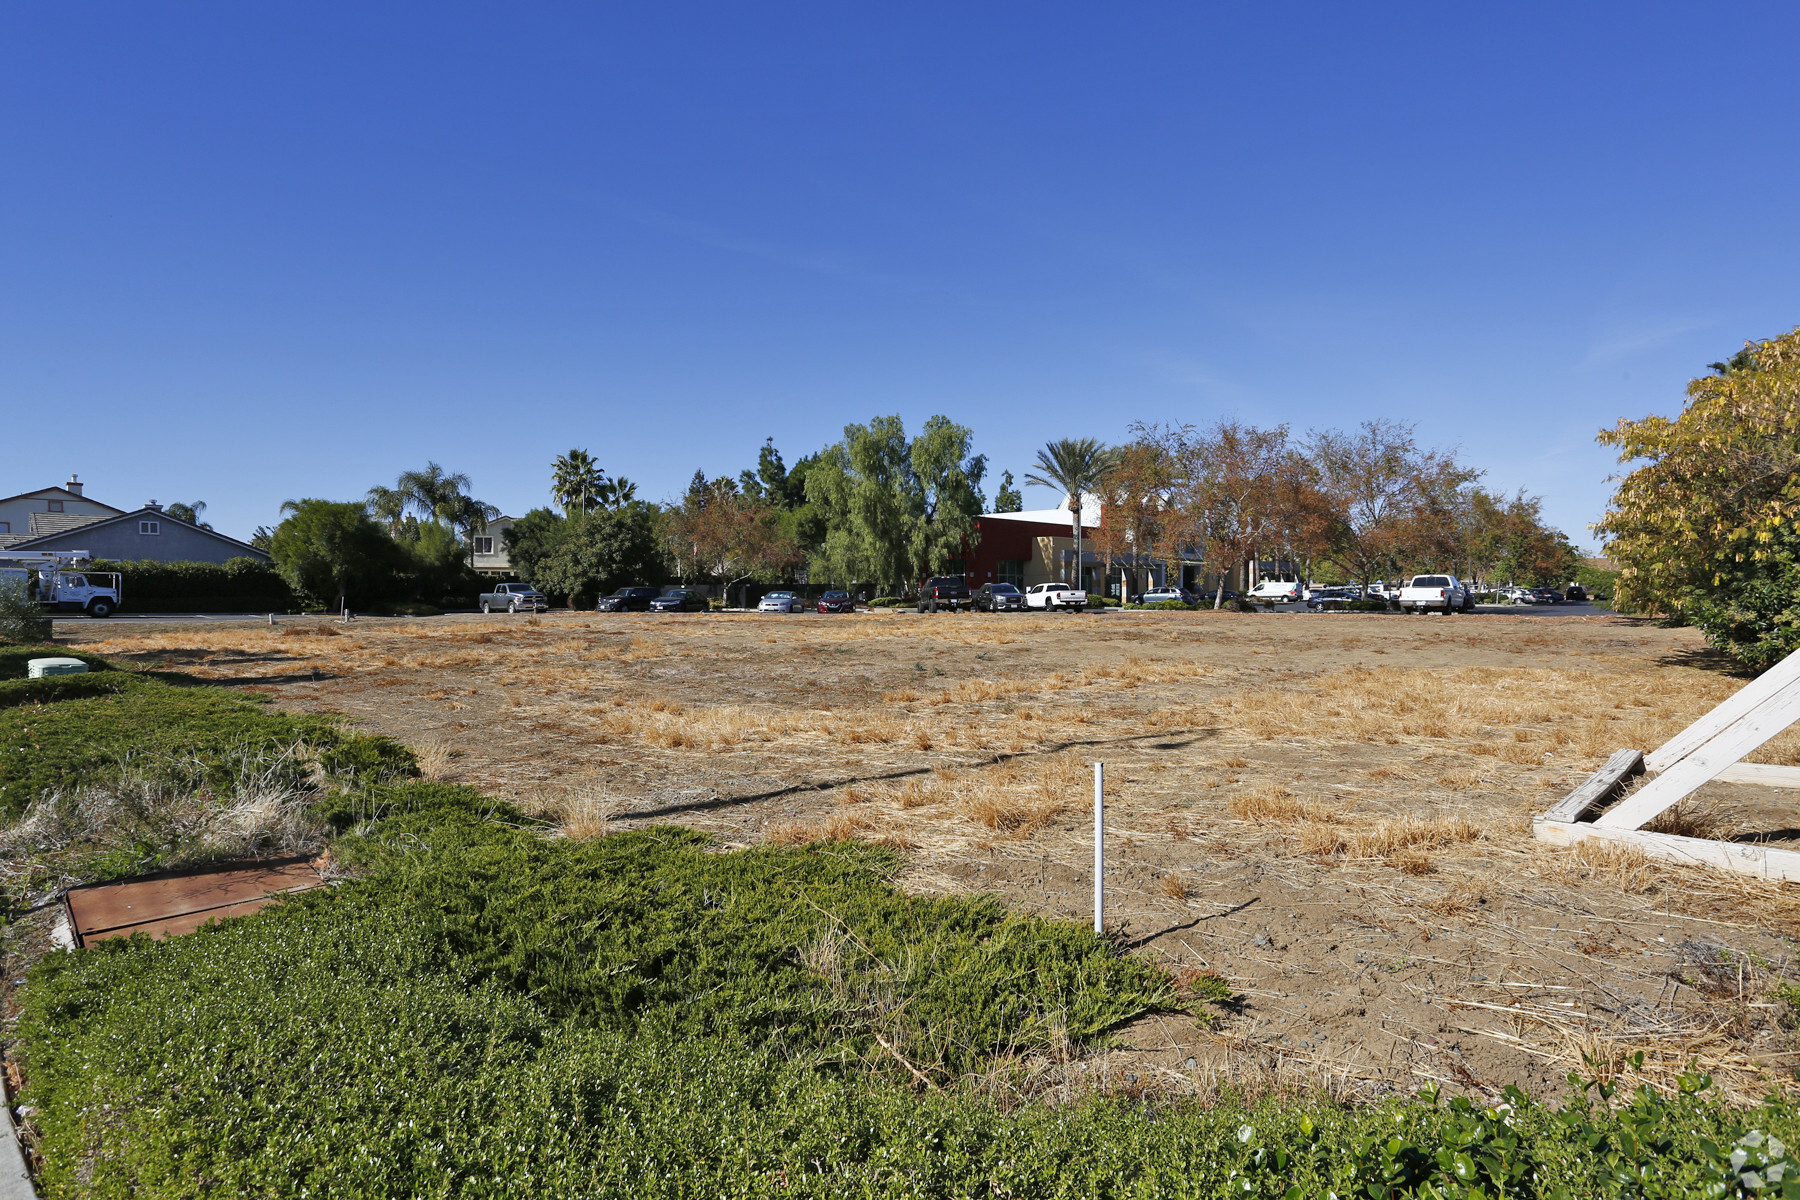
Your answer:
0,477 -> 124,548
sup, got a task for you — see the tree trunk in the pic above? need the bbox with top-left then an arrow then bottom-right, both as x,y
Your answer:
1069,499 -> 1082,586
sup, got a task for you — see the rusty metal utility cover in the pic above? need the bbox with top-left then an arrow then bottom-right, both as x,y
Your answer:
64,858 -> 326,946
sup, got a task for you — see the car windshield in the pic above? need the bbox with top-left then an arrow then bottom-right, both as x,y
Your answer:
822,591 -> 847,599
990,584 -> 1019,594
766,592 -> 793,599
1412,576 -> 1452,587
660,591 -> 686,599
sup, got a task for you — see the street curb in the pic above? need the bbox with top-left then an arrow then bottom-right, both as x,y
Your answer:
0,1099 -> 36,1200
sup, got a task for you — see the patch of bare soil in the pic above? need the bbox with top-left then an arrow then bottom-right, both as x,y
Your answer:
66,608 -> 1800,1103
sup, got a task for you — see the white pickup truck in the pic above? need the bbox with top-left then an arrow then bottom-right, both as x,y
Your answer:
479,582 -> 549,614
1397,574 -> 1472,615
1025,582 -> 1088,611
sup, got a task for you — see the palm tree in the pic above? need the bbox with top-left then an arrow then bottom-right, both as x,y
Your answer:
447,493 -> 502,567
364,485 -> 408,534
397,462 -> 473,528
596,475 -> 638,509
1024,439 -> 1121,586
551,449 -> 606,516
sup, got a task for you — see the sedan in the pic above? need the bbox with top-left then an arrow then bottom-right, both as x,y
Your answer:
816,591 -> 857,613
975,582 -> 1026,612
597,586 -> 660,613
1305,586 -> 1358,611
1530,588 -> 1563,604
649,588 -> 708,613
758,590 -> 803,613
1138,588 -> 1195,605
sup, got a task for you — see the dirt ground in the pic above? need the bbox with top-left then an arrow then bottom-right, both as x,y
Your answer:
64,608 -> 1800,1104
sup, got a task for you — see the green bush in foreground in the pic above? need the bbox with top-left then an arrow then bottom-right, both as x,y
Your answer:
19,876 -> 1797,1197
0,665 -> 415,817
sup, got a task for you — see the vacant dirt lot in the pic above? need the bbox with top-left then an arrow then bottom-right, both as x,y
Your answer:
65,608 -> 1800,1102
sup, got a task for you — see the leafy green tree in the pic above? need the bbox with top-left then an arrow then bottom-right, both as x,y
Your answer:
1024,438 -> 1120,585
501,508 -> 567,584
994,470 -> 1023,513
907,416 -> 987,579
552,449 -> 606,515
269,500 -> 405,614
806,418 -> 917,592
363,486 -> 409,535
529,506 -> 669,607
1308,419 -> 1469,590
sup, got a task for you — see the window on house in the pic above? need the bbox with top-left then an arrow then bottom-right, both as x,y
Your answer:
140,520 -> 160,535
0,522 -> 9,534
473,536 -> 494,555
996,559 -> 1025,588
47,500 -> 64,512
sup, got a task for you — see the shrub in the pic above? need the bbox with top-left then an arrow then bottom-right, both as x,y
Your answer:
1344,599 -> 1392,612
868,596 -> 911,607
0,581 -> 51,643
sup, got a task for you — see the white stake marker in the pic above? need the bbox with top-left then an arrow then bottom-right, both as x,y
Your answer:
1093,761 -> 1105,934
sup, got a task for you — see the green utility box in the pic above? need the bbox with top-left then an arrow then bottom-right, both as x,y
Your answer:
28,657 -> 89,678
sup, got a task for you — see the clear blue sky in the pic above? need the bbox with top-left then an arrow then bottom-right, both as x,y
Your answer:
6,5 -> 1798,550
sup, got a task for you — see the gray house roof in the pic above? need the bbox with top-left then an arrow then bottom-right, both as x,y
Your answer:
8,507 -> 271,563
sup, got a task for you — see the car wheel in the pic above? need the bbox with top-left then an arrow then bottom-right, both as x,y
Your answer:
509,601 -> 519,614
481,602 -> 491,614
87,599 -> 114,618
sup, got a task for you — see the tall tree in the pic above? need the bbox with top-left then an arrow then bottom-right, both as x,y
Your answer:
364,486 -> 409,535
907,416 -> 987,581
1023,438 -> 1120,586
1179,421 -> 1295,608
993,470 -> 1023,513
806,417 -> 918,593
666,479 -> 802,606
551,449 -> 606,516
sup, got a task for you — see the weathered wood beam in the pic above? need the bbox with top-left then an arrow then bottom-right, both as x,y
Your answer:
1534,819 -> 1800,884
1540,748 -> 1643,824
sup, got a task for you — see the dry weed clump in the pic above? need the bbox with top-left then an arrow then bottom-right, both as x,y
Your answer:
1228,786 -> 1333,825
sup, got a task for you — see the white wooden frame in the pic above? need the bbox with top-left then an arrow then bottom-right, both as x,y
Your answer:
1533,652 -> 1800,884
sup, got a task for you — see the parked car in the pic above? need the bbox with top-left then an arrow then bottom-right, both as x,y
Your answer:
1499,586 -> 1533,604
1563,584 -> 1588,602
1138,587 -> 1195,606
1397,574 -> 1472,614
1305,586 -> 1358,611
1249,579 -> 1302,602
758,590 -> 804,613
479,582 -> 549,614
1530,587 -> 1563,605
816,590 -> 857,613
597,586 -> 660,613
650,588 -> 708,613
1026,582 -> 1088,611
974,582 -> 1027,612
917,576 -> 972,613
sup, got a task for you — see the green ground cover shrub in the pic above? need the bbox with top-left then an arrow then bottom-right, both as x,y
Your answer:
19,871 -> 1797,1197
0,669 -> 415,818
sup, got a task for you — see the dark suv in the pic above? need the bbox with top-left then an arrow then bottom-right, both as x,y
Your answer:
975,582 -> 1025,612
917,576 -> 972,613
597,586 -> 660,613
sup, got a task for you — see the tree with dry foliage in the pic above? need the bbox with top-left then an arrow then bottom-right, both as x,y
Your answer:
1596,327 -> 1800,616
1308,420 -> 1474,590
1092,436 -> 1173,599
1180,421 -> 1298,608
666,475 -> 802,606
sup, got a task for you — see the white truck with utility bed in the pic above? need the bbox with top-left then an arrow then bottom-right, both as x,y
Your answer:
0,552 -> 122,617
479,582 -> 549,613
1397,574 -> 1472,614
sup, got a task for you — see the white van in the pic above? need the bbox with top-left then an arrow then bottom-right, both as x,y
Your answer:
1249,579 -> 1301,602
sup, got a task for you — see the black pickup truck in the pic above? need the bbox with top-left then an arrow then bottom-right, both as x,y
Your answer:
916,575 -> 972,613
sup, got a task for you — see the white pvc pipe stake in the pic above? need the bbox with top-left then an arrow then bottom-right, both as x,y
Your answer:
1093,761 -> 1105,934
